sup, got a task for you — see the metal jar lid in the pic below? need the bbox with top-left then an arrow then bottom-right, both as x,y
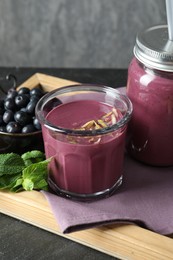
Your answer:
134,25 -> 173,72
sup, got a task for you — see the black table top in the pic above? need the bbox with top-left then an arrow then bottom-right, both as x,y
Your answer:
0,67 -> 127,260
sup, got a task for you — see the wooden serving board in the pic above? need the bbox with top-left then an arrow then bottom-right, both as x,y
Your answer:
1,190 -> 173,260
1,73 -> 173,260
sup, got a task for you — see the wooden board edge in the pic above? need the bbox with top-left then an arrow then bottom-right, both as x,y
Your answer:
1,190 -> 173,260
17,73 -> 40,89
36,73 -> 79,89
17,72 -> 79,92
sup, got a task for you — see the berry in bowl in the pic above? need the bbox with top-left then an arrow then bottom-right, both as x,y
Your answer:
0,86 -> 45,154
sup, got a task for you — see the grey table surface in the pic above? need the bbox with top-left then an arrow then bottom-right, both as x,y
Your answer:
0,67 -> 127,260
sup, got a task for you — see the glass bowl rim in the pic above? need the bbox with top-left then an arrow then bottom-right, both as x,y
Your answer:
0,129 -> 42,137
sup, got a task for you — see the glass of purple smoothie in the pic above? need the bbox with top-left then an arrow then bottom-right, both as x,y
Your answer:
36,84 -> 132,200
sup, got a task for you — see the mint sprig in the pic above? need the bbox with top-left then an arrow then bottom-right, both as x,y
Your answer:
0,150 -> 51,192
21,150 -> 46,166
0,153 -> 25,176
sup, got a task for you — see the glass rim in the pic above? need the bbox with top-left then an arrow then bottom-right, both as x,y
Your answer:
36,84 -> 133,136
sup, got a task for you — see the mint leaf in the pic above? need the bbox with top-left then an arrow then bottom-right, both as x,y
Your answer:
22,158 -> 51,191
10,178 -> 23,192
21,150 -> 45,167
0,153 -> 25,176
0,173 -> 22,189
33,179 -> 48,191
22,179 -> 34,191
0,151 -> 51,193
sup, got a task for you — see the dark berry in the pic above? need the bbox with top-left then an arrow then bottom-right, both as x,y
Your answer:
51,98 -> 62,107
6,121 -> 22,133
44,98 -> 62,112
20,107 -> 27,112
30,87 -> 43,97
15,94 -> 30,108
26,100 -> 37,115
30,95 -> 40,102
22,124 -> 36,133
0,86 -> 46,135
3,110 -> 14,124
14,111 -> 32,126
4,98 -> 16,110
6,89 -> 18,99
18,87 -> 30,95
0,125 -> 6,132
33,117 -> 41,130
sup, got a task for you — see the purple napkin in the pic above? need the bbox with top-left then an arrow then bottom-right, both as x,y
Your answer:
42,154 -> 173,235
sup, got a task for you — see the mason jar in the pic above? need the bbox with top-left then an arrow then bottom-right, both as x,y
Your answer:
127,25 -> 173,166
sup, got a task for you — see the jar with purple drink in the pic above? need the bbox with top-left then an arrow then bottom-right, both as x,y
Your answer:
127,25 -> 173,166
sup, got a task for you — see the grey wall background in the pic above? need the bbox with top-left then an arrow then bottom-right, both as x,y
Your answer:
0,0 -> 167,68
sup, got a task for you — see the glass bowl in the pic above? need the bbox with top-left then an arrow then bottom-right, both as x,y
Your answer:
0,130 -> 44,154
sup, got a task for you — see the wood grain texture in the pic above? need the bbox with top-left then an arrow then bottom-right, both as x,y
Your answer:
1,73 -> 173,260
17,73 -> 78,91
1,190 -> 173,260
